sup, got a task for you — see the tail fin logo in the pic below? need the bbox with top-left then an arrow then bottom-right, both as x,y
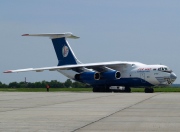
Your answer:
62,46 -> 69,57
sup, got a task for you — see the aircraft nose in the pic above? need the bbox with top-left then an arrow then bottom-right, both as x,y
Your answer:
170,72 -> 177,81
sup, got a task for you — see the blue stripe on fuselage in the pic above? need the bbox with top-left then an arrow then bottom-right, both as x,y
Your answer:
81,78 -> 153,87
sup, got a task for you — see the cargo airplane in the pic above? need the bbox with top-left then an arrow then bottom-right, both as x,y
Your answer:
4,33 -> 177,93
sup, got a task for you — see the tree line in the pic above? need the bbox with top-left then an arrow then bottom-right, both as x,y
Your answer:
0,79 -> 91,88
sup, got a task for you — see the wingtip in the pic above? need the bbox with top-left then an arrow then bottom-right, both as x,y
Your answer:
22,34 -> 29,36
3,70 -> 12,73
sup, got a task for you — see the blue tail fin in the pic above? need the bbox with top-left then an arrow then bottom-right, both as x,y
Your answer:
22,32 -> 80,66
52,37 -> 78,66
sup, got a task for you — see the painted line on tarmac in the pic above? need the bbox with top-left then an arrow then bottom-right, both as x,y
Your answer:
72,93 -> 160,132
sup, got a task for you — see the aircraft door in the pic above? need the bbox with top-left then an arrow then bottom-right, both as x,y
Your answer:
140,72 -> 146,83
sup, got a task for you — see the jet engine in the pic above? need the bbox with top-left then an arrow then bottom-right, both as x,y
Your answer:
101,71 -> 121,80
75,72 -> 100,81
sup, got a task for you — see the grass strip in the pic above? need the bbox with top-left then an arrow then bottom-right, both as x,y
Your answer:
0,87 -> 180,92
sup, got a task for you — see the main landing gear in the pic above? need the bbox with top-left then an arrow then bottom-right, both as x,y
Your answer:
144,87 -> 154,93
124,86 -> 131,93
93,86 -> 154,93
93,86 -> 131,93
93,86 -> 111,92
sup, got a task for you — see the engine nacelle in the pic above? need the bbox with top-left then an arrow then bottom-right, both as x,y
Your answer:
101,71 -> 121,80
75,72 -> 100,81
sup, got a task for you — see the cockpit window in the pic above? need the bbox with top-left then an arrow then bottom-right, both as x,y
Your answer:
158,67 -> 172,73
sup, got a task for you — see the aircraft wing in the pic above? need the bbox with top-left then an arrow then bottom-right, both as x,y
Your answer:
4,61 -> 129,73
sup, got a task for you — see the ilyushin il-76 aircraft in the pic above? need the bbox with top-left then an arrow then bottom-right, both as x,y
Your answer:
4,32 -> 177,93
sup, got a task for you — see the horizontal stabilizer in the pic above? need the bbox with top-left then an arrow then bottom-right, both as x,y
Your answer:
22,32 -> 79,39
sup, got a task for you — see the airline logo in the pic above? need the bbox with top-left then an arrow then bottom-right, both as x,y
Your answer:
62,45 -> 69,57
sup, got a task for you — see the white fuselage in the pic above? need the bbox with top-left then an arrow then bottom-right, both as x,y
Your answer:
57,62 -> 176,87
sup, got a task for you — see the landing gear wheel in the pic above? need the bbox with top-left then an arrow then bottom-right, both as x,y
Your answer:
151,88 -> 154,93
105,87 -> 111,92
145,88 -> 154,93
93,87 -> 99,92
124,86 -> 131,93
93,86 -> 110,92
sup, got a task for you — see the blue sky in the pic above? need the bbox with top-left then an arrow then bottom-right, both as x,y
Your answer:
0,0 -> 180,83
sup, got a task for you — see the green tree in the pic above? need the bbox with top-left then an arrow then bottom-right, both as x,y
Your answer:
0,82 -> 2,88
19,81 -> 27,88
64,79 -> 72,88
34,82 -> 42,88
27,82 -> 35,88
9,82 -> 20,88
